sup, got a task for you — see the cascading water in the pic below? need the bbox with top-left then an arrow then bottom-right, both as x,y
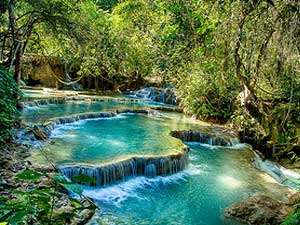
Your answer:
21,91 -> 299,225
58,151 -> 189,187
130,87 -> 177,105
170,130 -> 239,146
21,98 -> 66,108
144,164 -> 157,178
253,152 -> 300,189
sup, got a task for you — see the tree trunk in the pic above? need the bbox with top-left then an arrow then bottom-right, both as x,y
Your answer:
95,76 -> 99,92
87,76 -> 92,90
14,36 -> 21,85
8,0 -> 17,79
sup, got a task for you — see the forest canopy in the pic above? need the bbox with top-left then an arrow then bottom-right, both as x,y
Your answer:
0,0 -> 300,162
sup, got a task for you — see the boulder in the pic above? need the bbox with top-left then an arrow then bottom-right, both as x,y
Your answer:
33,125 -> 48,140
224,195 -> 294,225
288,192 -> 300,206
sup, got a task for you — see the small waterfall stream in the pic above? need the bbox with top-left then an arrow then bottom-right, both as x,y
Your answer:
131,87 -> 177,105
253,152 -> 300,188
170,130 -> 239,146
58,151 -> 189,187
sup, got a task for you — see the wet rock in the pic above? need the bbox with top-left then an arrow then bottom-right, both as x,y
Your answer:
11,161 -> 30,172
224,195 -> 294,225
52,205 -> 74,217
71,208 -> 95,225
0,156 -> 11,167
288,192 -> 300,205
15,151 -> 31,159
33,125 -> 48,140
33,165 -> 56,173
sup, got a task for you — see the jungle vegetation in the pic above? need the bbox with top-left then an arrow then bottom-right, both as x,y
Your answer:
1,0 -> 299,163
0,0 -> 299,223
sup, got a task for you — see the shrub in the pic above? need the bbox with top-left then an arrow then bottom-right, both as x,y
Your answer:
0,67 -> 21,145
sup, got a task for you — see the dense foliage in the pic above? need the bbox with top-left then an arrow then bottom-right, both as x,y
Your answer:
0,0 -> 299,223
0,0 -> 299,162
0,170 -> 96,224
0,67 -> 20,145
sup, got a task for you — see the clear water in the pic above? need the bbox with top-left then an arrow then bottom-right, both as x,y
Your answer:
85,144 -> 293,225
21,100 -> 167,124
31,113 -> 205,165
24,94 -> 294,225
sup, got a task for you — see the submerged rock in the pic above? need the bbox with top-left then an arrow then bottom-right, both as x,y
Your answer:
33,125 -> 48,140
224,195 -> 294,225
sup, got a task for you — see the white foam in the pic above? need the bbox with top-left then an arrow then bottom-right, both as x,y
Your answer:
83,164 -> 202,206
280,166 -> 300,179
50,114 -> 128,138
50,125 -> 81,138
23,105 -> 41,110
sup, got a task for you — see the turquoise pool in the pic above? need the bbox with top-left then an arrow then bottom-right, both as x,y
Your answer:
30,112 -> 210,165
21,100 -> 167,124
85,144 -> 292,225
24,94 -> 293,225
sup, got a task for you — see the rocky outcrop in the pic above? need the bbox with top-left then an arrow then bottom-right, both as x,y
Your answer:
0,143 -> 96,225
224,195 -> 295,225
32,125 -> 48,140
22,55 -> 64,88
170,130 -> 239,146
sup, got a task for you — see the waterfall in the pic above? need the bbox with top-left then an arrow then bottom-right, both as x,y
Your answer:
253,152 -> 300,189
170,130 -> 239,147
21,96 -> 145,109
131,87 -> 176,105
253,152 -> 287,183
144,164 -> 157,178
58,151 -> 189,187
44,112 -> 117,132
21,98 -> 66,108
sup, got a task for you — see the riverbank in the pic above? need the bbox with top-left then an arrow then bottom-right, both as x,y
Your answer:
0,136 -> 96,224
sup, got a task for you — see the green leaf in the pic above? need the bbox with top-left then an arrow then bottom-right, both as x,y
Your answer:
10,210 -> 28,225
71,174 -> 96,185
70,198 -> 81,208
16,170 -> 46,181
